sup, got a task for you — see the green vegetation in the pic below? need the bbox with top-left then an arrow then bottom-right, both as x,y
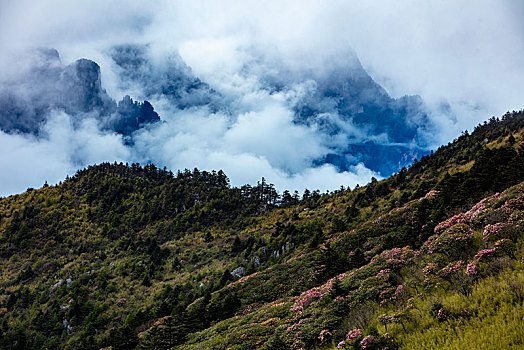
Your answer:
0,111 -> 524,349
396,269 -> 524,349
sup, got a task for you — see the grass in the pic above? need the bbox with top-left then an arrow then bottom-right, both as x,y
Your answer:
395,267 -> 524,349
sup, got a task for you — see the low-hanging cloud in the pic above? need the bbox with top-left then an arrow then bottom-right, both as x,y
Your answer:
0,0 -> 523,196
0,112 -> 130,195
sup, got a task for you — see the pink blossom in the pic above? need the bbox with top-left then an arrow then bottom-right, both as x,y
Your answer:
318,329 -> 332,343
406,297 -> 416,309
483,223 -> 516,241
438,261 -> 464,279
422,190 -> 440,199
371,246 -> 418,269
290,273 -> 346,312
422,226 -> 473,258
423,263 -> 439,276
483,224 -> 500,239
437,308 -> 448,321
360,335 -> 375,349
434,214 -> 467,234
377,314 -> 394,324
376,269 -> 392,281
465,262 -> 478,276
346,328 -> 363,341
475,248 -> 496,262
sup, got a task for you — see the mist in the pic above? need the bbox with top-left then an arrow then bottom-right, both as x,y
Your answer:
1,0 -> 523,197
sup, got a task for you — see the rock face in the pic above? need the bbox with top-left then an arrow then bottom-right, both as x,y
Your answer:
60,59 -> 116,116
110,44 -> 220,111
231,267 -> 245,278
110,95 -> 160,136
250,50 -> 432,175
0,49 -> 159,136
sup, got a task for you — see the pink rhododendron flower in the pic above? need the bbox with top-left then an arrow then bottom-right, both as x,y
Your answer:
465,262 -> 478,276
346,328 -> 363,341
360,335 -> 375,349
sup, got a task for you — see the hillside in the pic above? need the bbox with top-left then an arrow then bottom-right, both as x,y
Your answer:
1,111 -> 524,350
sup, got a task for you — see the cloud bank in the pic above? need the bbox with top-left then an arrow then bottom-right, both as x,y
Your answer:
0,0 -> 523,196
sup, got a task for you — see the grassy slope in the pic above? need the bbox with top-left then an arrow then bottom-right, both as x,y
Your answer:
398,269 -> 524,349
181,181 -> 524,350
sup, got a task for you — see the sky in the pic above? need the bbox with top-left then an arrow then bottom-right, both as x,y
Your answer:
0,0 -> 523,197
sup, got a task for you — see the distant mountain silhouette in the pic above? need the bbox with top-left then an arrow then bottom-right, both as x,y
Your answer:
0,46 -> 432,176
0,48 -> 159,137
242,49 -> 432,174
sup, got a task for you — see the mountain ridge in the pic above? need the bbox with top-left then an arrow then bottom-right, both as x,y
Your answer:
0,46 -> 433,178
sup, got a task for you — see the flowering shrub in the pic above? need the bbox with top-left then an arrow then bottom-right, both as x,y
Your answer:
444,223 -> 473,235
483,223 -> 517,242
318,329 -> 332,344
406,297 -> 416,309
434,214 -> 468,234
422,226 -> 473,260
502,197 -> 524,213
346,328 -> 363,341
464,192 -> 501,224
474,247 -> 498,262
438,261 -> 464,280
375,269 -> 392,282
371,246 -> 420,270
378,287 -> 397,305
465,262 -> 478,277
334,329 -> 366,349
422,190 -> 440,199
377,314 -> 394,331
377,311 -> 412,334
290,273 -> 347,313
434,191 -> 505,234
360,335 -> 376,349
508,210 -> 524,225
436,307 -> 449,321
423,263 -> 439,276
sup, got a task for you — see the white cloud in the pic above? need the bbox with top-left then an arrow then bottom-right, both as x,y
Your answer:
1,0 -> 523,196
0,112 -> 129,196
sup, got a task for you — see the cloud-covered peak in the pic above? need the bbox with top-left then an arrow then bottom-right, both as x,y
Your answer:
0,49 -> 165,138
109,44 -> 221,111
0,46 -> 396,196
214,45 -> 432,174
1,1 -> 522,197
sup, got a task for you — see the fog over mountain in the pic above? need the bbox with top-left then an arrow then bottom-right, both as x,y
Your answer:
0,0 -> 523,196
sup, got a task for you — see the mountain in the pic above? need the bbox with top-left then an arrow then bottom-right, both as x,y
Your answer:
109,44 -> 220,111
0,49 -> 160,137
241,48 -> 432,175
0,110 -> 523,349
0,46 -> 431,177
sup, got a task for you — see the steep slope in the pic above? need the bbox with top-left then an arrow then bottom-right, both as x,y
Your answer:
0,49 -> 160,137
238,48 -> 432,175
0,111 -> 523,350
109,44 -> 220,111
